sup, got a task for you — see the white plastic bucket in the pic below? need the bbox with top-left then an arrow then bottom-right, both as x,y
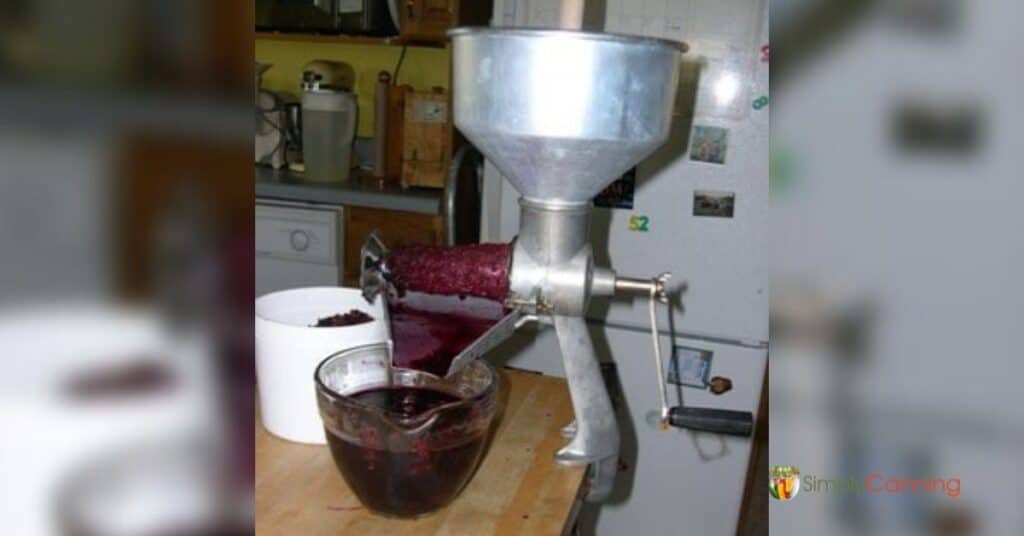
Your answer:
255,287 -> 389,444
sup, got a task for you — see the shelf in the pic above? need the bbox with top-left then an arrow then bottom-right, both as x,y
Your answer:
255,31 -> 446,48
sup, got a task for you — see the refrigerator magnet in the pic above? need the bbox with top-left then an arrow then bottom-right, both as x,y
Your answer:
667,346 -> 713,388
689,125 -> 729,164
693,190 -> 735,218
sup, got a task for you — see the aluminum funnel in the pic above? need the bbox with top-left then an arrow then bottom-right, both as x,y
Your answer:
450,28 -> 685,205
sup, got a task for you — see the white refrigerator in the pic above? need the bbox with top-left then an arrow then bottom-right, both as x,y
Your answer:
483,1 -> 769,533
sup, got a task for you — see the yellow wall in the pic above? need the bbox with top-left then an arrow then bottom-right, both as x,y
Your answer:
255,40 -> 450,138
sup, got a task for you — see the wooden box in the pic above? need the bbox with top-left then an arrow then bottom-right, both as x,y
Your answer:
400,88 -> 452,189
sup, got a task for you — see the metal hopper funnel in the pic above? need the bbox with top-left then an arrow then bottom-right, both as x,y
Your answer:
449,28 -> 685,204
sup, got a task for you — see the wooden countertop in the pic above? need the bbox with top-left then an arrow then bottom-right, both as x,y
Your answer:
255,369 -> 587,535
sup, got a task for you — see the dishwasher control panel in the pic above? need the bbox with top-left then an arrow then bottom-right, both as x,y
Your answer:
255,203 -> 340,265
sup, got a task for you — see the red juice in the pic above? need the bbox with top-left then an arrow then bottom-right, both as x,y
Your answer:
388,302 -> 500,376
324,386 -> 486,517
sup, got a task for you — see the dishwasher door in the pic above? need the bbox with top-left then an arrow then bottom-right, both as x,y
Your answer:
255,202 -> 343,296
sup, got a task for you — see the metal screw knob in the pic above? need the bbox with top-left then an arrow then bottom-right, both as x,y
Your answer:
653,272 -> 671,304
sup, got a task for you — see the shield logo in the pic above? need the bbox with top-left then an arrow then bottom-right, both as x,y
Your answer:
769,465 -> 800,501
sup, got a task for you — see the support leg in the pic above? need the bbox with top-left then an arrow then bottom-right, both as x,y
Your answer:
552,315 -> 619,501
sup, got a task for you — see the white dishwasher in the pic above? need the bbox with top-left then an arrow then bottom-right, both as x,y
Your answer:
255,201 -> 344,296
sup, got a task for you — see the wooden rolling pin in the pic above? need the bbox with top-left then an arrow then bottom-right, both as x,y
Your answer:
374,71 -> 391,178
560,0 -> 584,30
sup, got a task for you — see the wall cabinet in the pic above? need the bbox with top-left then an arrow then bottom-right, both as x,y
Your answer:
399,0 -> 492,43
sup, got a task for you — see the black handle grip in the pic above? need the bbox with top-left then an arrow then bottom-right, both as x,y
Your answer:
668,406 -> 754,437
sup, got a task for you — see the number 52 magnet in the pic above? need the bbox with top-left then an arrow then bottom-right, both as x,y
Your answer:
628,214 -> 651,232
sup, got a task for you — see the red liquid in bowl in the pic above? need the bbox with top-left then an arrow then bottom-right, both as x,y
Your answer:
324,387 -> 487,517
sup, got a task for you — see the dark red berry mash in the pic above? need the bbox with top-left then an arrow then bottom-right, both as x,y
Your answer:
386,243 -> 511,302
313,309 -> 374,327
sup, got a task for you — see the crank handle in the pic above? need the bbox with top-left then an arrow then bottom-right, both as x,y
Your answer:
667,407 -> 754,437
590,268 -> 675,424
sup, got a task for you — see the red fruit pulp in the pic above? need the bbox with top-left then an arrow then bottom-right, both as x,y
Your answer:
387,243 -> 511,301
313,309 -> 374,327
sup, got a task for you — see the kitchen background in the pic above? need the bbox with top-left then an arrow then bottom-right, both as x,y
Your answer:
255,42 -> 448,139
0,0 -> 1015,534
254,2 -> 490,296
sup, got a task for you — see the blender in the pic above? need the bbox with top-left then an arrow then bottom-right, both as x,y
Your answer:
300,60 -> 357,182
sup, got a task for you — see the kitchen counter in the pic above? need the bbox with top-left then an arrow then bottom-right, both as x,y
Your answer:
255,368 -> 587,536
256,166 -> 443,215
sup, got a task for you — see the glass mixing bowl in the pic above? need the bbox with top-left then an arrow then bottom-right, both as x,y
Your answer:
315,343 -> 498,518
